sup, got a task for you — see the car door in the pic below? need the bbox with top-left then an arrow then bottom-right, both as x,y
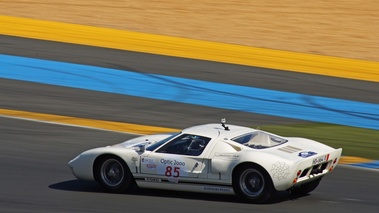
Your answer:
140,134 -> 211,179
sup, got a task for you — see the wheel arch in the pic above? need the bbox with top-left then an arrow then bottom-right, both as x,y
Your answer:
92,153 -> 137,192
236,151 -> 296,191
232,162 -> 273,185
231,161 -> 277,203
93,154 -> 131,182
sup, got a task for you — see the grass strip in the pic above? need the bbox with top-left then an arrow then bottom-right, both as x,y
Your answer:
259,123 -> 379,160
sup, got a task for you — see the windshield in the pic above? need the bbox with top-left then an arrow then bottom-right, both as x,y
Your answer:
231,131 -> 287,149
146,132 -> 181,151
155,134 -> 211,156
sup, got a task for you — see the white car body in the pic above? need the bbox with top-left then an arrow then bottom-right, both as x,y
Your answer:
69,122 -> 342,203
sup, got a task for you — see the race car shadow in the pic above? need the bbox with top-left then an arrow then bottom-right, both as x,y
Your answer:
49,179 -> 309,204
49,179 -> 104,193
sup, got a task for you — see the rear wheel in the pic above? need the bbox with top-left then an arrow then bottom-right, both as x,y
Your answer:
233,165 -> 275,203
94,156 -> 134,192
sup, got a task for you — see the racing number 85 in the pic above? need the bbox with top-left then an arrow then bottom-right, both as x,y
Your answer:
165,166 -> 180,177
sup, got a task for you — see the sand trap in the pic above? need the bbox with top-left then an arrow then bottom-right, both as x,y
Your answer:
1,0 -> 378,61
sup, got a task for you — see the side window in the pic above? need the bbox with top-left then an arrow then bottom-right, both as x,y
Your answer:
156,134 -> 211,156
232,133 -> 258,144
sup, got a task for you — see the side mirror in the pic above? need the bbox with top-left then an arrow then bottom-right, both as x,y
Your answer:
136,144 -> 146,153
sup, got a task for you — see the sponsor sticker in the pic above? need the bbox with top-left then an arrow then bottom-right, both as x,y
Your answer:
141,157 -> 155,164
214,153 -> 241,161
160,158 -> 186,166
144,177 -> 161,182
146,164 -> 157,169
203,186 -> 231,192
298,151 -> 317,158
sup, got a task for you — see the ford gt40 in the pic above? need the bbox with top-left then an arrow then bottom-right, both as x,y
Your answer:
69,119 -> 342,203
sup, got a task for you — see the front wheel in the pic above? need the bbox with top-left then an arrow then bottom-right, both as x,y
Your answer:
233,165 -> 275,203
94,156 -> 134,193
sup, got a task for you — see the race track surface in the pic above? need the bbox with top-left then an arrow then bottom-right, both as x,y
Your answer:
1,35 -> 379,212
1,117 -> 378,213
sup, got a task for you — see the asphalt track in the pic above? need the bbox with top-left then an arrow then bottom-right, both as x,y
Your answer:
1,35 -> 379,212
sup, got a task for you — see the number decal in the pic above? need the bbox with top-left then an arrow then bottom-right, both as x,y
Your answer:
165,166 -> 180,177
173,167 -> 180,177
165,166 -> 172,176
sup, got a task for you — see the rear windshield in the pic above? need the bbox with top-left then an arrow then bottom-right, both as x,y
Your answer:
232,131 -> 287,149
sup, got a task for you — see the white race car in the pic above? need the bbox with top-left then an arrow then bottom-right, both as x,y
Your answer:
69,119 -> 342,203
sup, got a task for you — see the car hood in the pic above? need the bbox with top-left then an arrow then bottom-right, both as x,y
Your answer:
112,134 -> 173,149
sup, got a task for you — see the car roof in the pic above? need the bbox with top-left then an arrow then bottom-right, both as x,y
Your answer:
181,123 -> 256,140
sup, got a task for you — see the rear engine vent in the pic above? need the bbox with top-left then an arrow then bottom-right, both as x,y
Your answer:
310,162 -> 328,175
278,146 -> 302,153
300,169 -> 309,178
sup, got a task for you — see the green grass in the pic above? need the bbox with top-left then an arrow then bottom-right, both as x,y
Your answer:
258,123 -> 379,160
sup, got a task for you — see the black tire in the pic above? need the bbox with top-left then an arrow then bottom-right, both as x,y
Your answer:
232,165 -> 275,203
291,178 -> 321,196
94,156 -> 134,193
